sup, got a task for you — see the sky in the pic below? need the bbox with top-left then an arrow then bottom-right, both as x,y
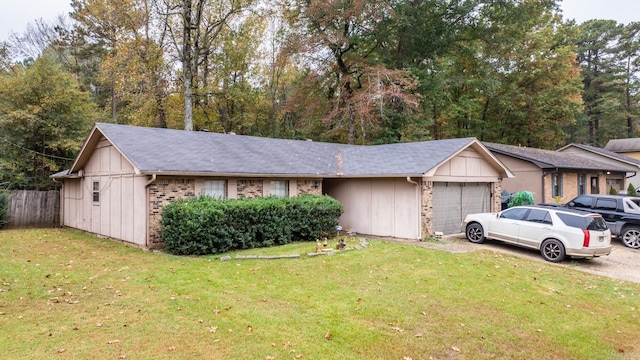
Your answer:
0,0 -> 639,43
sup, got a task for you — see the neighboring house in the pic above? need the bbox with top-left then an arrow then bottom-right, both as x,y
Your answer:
52,123 -> 514,248
484,142 -> 637,205
557,143 -> 640,191
604,138 -> 640,160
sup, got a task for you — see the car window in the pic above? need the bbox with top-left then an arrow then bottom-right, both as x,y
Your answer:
571,196 -> 593,208
594,198 -> 617,211
586,216 -> 608,231
624,198 -> 640,214
500,207 -> 529,220
556,213 -> 607,231
526,209 -> 552,224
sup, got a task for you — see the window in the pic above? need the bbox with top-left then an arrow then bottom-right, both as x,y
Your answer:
92,181 -> 100,203
526,209 -> 552,224
577,174 -> 586,195
552,173 -> 563,197
204,180 -> 226,199
570,196 -> 593,208
500,207 -> 528,220
594,198 -> 617,211
270,180 -> 288,197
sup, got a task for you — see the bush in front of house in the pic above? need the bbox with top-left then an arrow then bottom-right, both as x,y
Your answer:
628,183 -> 637,196
160,195 -> 343,255
0,191 -> 8,229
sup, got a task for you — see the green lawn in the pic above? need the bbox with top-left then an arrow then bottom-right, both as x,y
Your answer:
1,228 -> 638,359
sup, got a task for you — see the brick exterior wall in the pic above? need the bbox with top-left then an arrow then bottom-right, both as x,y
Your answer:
237,179 -> 263,199
493,181 -> 502,212
542,172 -> 609,204
148,178 -> 196,248
297,180 -> 322,195
420,180 -> 433,238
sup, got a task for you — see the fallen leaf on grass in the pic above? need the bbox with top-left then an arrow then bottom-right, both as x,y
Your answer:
167,346 -> 176,351
107,339 -> 121,344
451,346 -> 461,352
415,333 -> 423,338
390,326 -> 405,332
324,333 -> 334,340
208,326 -> 218,333
57,349 -> 65,353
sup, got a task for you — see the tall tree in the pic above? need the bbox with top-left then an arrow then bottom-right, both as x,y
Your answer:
284,0 -> 419,144
617,22 -> 640,138
0,56 -> 98,189
172,0 -> 248,131
575,20 -> 625,146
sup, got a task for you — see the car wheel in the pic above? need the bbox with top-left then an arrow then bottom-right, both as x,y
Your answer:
621,227 -> 640,248
540,239 -> 566,262
465,223 -> 485,244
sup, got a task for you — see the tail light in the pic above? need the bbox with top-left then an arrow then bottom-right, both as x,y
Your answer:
582,229 -> 590,247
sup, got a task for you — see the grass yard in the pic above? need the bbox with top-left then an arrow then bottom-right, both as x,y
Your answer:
1,228 -> 639,359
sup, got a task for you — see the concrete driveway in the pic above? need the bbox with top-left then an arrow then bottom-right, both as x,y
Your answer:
384,234 -> 640,284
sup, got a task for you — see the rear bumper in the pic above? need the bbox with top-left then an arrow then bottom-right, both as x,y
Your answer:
566,246 -> 612,258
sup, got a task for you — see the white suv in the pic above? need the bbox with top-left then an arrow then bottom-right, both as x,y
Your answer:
462,205 -> 612,262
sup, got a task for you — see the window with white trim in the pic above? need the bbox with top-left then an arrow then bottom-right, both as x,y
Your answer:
204,180 -> 226,199
270,180 -> 288,197
92,181 -> 100,203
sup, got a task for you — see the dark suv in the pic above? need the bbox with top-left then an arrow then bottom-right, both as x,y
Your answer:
560,194 -> 640,248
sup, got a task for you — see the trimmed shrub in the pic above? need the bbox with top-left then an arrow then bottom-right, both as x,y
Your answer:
610,186 -> 618,195
160,195 -> 343,255
0,191 -> 8,229
628,183 -> 637,196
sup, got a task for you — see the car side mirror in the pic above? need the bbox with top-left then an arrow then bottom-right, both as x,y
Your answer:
568,201 -> 575,207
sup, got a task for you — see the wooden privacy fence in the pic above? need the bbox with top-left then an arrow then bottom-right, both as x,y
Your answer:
5,190 -> 60,228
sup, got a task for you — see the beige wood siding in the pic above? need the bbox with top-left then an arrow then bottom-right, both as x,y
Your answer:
324,178 -> 420,239
433,148 -> 502,179
61,137 -> 147,246
492,155 -> 544,203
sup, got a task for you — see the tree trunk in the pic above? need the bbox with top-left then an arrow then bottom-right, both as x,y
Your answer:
182,0 -> 194,131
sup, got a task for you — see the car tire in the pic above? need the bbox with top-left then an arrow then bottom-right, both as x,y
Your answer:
621,227 -> 640,249
540,239 -> 566,262
465,223 -> 485,244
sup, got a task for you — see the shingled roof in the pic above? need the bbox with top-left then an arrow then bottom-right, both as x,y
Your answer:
58,123 -> 505,178
558,143 -> 640,168
604,138 -> 640,153
484,142 -> 636,172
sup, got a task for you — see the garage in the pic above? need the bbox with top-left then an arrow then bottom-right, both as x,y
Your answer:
432,182 -> 492,235
324,178 -> 421,240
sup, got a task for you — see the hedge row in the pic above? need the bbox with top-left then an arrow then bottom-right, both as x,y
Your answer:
160,195 -> 344,255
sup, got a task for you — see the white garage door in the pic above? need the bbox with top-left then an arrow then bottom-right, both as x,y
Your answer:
432,182 -> 491,235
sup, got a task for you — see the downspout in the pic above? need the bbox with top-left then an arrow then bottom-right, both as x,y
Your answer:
145,173 -> 157,187
144,174 -> 157,248
406,177 -> 422,240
